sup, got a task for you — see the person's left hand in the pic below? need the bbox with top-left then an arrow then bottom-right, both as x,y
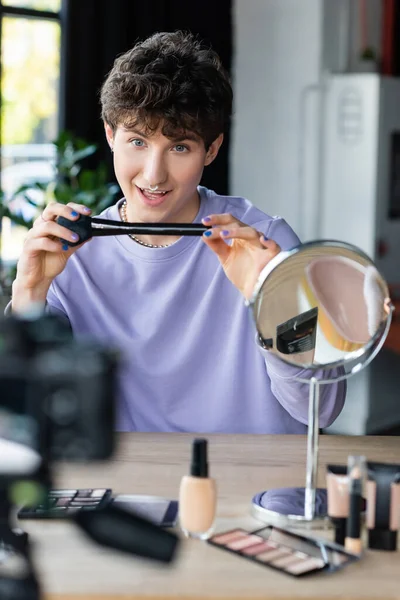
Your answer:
201,213 -> 281,300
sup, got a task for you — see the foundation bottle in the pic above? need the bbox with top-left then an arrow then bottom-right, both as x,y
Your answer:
179,438 -> 217,540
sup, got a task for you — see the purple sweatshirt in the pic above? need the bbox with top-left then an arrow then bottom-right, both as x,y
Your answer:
46,187 -> 345,433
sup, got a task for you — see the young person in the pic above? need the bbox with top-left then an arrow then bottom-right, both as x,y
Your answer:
11,31 -> 345,433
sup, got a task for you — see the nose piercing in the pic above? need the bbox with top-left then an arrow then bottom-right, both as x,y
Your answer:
149,185 -> 158,192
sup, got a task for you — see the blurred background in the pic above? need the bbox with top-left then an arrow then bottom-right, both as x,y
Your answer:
0,0 -> 399,436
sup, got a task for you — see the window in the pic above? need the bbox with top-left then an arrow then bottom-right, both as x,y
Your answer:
0,0 -> 62,262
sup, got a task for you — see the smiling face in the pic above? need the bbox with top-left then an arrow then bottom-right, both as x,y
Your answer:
105,121 -> 223,224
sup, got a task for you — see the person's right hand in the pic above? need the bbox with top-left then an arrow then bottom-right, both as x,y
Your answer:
14,202 -> 92,293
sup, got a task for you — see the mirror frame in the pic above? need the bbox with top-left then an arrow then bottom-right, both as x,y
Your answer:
247,239 -> 391,375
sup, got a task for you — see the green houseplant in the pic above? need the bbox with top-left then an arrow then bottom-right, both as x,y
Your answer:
0,131 -> 120,298
2,130 -> 120,229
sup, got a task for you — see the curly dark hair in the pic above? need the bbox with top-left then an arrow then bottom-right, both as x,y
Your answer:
100,31 -> 232,149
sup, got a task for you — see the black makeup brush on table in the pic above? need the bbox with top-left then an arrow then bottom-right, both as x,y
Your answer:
56,215 -> 211,247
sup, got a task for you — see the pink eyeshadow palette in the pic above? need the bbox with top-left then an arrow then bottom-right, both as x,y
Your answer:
227,534 -> 263,550
211,529 -> 248,545
208,525 -> 359,578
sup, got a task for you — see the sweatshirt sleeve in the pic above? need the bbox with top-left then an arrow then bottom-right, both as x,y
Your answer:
5,283 -> 71,327
258,216 -> 346,427
260,345 -> 346,427
264,216 -> 301,251
46,283 -> 72,326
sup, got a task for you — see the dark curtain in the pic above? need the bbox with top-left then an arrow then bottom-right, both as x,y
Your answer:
392,2 -> 400,76
62,0 -> 232,195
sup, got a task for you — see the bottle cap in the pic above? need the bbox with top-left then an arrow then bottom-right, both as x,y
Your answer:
190,438 -> 208,478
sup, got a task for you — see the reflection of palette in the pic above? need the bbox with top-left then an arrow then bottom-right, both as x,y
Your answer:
301,256 -> 380,352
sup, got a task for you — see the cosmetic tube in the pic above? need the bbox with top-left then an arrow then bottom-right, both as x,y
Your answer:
366,461 -> 400,551
179,438 -> 217,540
344,455 -> 366,554
326,465 -> 349,546
74,503 -> 179,562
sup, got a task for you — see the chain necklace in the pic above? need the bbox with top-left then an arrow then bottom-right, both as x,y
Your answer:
120,201 -> 172,248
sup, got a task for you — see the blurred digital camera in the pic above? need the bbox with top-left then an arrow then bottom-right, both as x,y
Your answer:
0,310 -> 118,470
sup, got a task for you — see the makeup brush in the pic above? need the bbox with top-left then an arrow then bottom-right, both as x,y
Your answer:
56,215 -> 211,247
74,502 -> 179,562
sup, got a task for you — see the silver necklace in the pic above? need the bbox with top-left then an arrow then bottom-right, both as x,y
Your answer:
120,201 -> 171,248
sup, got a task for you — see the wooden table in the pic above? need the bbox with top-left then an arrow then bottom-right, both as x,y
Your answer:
22,433 -> 400,599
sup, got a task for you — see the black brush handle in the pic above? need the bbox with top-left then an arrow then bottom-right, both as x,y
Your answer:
56,215 -> 93,247
56,214 -> 211,246
74,503 -> 179,563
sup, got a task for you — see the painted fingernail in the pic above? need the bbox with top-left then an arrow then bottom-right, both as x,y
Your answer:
203,230 -> 212,237
221,230 -> 230,236
71,210 -> 79,217
263,235 -> 269,241
83,207 -> 92,213
71,233 -> 79,242
203,216 -> 211,223
62,243 -> 69,251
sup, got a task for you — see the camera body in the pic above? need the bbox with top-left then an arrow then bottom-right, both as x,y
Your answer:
0,311 -> 117,469
0,310 -> 178,600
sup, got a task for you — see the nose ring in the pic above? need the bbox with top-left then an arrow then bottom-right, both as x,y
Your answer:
149,185 -> 159,192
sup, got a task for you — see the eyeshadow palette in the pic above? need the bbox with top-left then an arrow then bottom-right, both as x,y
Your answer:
208,526 -> 359,577
17,488 -> 113,519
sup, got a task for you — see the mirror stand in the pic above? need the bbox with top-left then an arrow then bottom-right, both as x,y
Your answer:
251,309 -> 393,528
305,377 -> 320,521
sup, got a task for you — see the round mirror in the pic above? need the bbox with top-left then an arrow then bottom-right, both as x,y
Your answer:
248,240 -> 393,527
251,240 -> 390,373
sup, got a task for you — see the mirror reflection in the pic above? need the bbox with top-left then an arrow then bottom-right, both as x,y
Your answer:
251,241 -> 390,370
